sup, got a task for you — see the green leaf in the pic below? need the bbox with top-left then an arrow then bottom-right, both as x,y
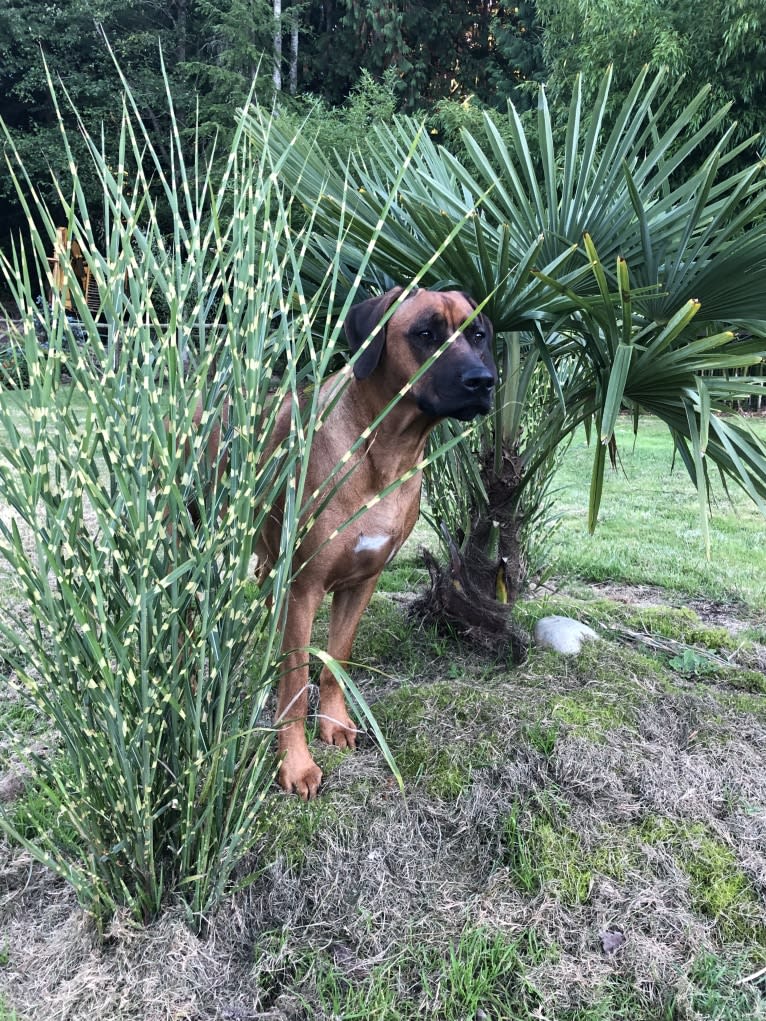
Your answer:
601,344 -> 634,443
588,436 -> 608,535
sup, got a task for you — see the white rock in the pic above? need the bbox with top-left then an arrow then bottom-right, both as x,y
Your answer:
533,615 -> 599,655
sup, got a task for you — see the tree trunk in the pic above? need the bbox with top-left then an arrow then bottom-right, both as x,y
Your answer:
412,441 -> 529,662
174,0 -> 188,64
289,15 -> 299,95
412,331 -> 531,659
273,0 -> 282,91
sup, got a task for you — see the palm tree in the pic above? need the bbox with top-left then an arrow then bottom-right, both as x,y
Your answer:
245,67 -> 766,646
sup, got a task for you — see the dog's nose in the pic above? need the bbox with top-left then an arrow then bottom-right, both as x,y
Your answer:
460,366 -> 495,392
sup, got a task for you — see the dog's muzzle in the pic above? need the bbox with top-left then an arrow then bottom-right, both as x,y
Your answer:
417,365 -> 496,421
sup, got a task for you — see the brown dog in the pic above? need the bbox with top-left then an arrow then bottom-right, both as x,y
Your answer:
256,287 -> 497,798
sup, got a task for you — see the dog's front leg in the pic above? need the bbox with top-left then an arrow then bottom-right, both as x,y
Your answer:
318,576 -> 379,749
275,586 -> 324,799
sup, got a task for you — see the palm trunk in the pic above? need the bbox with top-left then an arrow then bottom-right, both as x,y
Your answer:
413,333 -> 530,661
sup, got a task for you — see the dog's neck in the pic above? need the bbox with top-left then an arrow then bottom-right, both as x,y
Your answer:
343,375 -> 435,479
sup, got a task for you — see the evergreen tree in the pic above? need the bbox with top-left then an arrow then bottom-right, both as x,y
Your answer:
537,0 -> 766,148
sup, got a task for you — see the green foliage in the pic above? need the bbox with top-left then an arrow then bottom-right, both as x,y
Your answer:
180,0 -> 275,144
0,1 -> 547,259
485,1 -> 545,110
668,648 -> 721,677
245,66 -> 766,597
304,1 -> 534,112
0,51 -> 499,924
0,338 -> 29,390
0,89 -> 299,924
505,801 -> 765,941
509,808 -> 645,909
537,0 -> 766,147
309,925 -> 546,1020
289,69 -> 401,161
0,1 -> 193,234
0,66 -> 412,926
689,951 -> 766,1020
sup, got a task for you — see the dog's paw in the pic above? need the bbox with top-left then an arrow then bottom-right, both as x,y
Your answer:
318,712 -> 358,750
278,752 -> 323,800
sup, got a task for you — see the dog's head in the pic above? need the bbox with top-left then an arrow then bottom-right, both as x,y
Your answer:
343,287 -> 497,421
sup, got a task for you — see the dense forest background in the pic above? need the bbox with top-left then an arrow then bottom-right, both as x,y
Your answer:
1,0 -> 765,255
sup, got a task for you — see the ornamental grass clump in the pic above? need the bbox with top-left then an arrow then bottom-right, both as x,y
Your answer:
0,77 -> 391,927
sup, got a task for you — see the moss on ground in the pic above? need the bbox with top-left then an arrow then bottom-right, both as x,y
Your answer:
501,801 -> 766,950
375,682 -> 505,797
170,585 -> 766,1017
520,640 -> 659,739
530,636 -> 665,692
638,817 -> 766,947
724,669 -> 766,695
261,785 -> 342,869
528,820 -> 593,905
503,802 -> 641,906
549,690 -> 635,736
620,605 -> 735,650
710,690 -> 766,721
515,593 -> 737,651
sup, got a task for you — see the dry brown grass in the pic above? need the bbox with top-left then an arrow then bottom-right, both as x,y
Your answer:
0,582 -> 765,1019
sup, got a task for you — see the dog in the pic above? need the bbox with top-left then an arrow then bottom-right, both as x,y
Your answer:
256,286 -> 497,798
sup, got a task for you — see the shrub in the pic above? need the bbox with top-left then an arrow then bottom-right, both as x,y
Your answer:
0,73 -> 408,928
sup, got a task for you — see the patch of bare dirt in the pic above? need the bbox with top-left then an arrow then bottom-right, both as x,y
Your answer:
587,580 -> 766,635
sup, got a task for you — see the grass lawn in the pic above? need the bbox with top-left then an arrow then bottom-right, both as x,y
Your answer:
0,411 -> 765,1019
549,414 -> 766,611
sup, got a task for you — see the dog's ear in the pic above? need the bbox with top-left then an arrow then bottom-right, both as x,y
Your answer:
460,292 -> 494,343
344,287 -> 404,380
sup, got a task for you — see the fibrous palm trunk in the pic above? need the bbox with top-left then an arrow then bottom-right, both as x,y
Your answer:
414,440 -> 530,662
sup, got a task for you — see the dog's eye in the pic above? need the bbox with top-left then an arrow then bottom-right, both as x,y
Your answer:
418,329 -> 434,341
472,329 -> 485,343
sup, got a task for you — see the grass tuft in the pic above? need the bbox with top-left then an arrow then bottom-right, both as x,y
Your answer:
0,69 -> 410,926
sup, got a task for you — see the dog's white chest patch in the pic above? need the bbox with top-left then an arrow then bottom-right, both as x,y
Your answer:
353,533 -> 390,555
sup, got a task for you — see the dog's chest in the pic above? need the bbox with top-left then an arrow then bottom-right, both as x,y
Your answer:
326,485 -> 419,591
351,528 -> 399,567
329,528 -> 398,591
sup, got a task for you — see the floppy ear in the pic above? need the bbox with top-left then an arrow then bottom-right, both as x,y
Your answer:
461,292 -> 494,344
343,286 -> 404,380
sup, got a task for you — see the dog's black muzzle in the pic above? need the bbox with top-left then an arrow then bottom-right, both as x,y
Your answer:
417,364 -> 496,421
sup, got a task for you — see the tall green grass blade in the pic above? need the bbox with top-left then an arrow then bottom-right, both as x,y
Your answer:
684,400 -> 711,559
